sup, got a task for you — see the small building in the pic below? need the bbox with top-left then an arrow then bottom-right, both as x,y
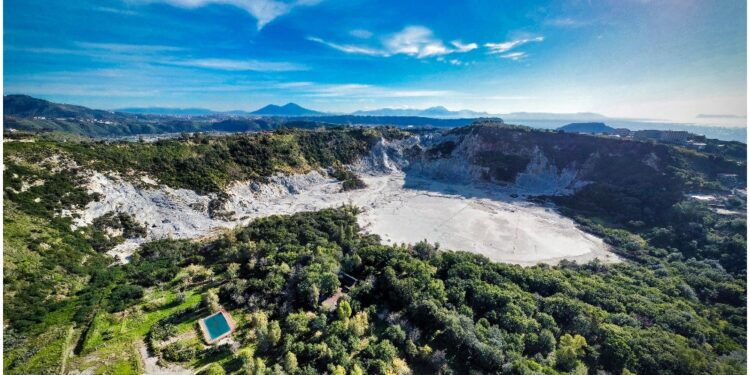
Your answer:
319,273 -> 359,311
340,272 -> 358,290
198,309 -> 236,344
320,289 -> 345,311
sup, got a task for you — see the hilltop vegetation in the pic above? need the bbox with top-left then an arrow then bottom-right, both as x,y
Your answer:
2,124 -> 746,374
5,127 -> 407,193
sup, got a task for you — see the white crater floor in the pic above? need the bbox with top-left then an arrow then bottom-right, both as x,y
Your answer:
353,174 -> 615,265
77,170 -> 616,265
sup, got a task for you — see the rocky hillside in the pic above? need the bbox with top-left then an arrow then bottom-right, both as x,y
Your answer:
343,122 -> 745,273
403,123 -> 744,214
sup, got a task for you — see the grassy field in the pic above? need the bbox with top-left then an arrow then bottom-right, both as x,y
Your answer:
69,289 -> 203,374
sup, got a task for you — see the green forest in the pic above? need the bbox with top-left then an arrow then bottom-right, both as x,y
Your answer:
3,124 -> 746,374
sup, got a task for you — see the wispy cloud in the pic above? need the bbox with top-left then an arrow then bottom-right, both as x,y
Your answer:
93,6 -> 139,16
141,0 -> 321,29
545,17 -> 586,27
309,26 -> 477,59
11,42 -> 305,72
349,29 -> 373,39
500,52 -> 526,61
273,81 -> 313,88
10,42 -> 183,57
451,40 -> 478,52
164,58 -> 307,71
485,36 -> 544,54
306,37 -> 387,56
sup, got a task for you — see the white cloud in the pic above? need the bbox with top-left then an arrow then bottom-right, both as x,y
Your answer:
144,0 -> 321,29
350,29 -> 373,39
165,58 -> 307,71
485,36 -> 544,54
273,81 -> 313,88
451,40 -> 478,52
309,26 -> 477,60
306,37 -> 387,56
93,6 -> 139,15
383,26 -> 452,58
500,52 -> 526,61
12,43 -> 183,57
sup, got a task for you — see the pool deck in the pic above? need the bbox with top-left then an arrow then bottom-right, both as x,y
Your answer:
198,309 -> 236,345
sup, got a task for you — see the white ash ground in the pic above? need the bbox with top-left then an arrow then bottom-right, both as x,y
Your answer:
74,166 -> 615,266
356,174 -> 613,265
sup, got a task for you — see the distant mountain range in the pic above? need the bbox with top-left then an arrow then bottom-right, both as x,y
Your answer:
111,100 -> 618,122
251,103 -> 323,116
4,95 -> 745,142
351,106 -> 491,118
116,102 -> 324,116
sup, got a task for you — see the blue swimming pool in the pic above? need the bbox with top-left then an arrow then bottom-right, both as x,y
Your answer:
202,312 -> 232,341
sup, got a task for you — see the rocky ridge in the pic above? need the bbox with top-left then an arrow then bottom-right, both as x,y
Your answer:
66,131 -> 603,263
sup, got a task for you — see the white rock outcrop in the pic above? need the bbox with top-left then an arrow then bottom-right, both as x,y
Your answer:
66,132 -> 614,265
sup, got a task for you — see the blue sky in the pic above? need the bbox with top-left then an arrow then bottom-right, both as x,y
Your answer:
4,0 -> 747,125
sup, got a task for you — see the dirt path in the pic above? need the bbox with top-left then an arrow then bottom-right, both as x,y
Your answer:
59,326 -> 76,375
137,341 -> 192,375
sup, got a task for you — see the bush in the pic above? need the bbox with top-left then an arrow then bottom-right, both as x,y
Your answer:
107,284 -> 144,312
161,340 -> 200,362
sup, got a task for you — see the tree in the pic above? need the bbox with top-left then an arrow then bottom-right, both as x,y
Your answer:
350,364 -> 364,375
349,311 -> 369,337
337,300 -> 352,321
267,320 -> 282,348
185,264 -> 213,284
203,289 -> 221,312
283,352 -> 298,373
253,358 -> 267,375
390,358 -> 411,375
107,284 -> 144,312
320,272 -> 341,297
538,329 -> 556,356
599,324 -> 634,373
238,352 -> 266,375
226,263 -> 241,279
555,334 -> 588,372
199,363 -> 226,375
161,340 -> 199,362
412,240 -> 439,260
236,347 -> 255,368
